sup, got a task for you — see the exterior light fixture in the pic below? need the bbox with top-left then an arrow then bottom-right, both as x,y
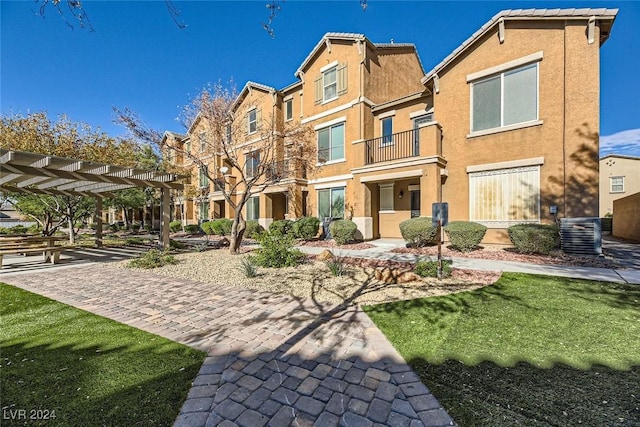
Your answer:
398,190 -> 404,199
220,166 -> 229,175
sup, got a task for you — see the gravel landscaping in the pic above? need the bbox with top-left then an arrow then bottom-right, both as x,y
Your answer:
113,249 -> 500,306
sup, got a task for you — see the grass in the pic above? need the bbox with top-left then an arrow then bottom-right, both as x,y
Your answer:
0,283 -> 206,426
364,273 -> 640,426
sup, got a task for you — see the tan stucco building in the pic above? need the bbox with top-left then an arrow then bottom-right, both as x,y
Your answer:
600,154 -> 640,216
165,8 -> 617,243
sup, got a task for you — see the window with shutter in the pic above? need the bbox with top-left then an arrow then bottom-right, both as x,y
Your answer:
337,63 -> 348,96
314,76 -> 322,105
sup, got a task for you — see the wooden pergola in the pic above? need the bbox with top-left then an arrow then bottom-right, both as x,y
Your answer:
0,149 -> 185,248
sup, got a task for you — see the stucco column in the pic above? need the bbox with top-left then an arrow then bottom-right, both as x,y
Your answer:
94,197 -> 103,248
161,188 -> 170,249
259,193 -> 273,230
352,179 -> 374,240
420,165 -> 441,216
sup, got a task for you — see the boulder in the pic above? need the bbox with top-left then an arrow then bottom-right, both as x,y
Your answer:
375,267 -> 422,284
317,249 -> 335,261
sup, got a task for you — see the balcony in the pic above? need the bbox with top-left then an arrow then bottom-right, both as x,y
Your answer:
265,159 -> 307,182
364,123 -> 442,165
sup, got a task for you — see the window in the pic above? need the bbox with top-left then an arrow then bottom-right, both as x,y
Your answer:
285,98 -> 293,121
469,166 -> 540,227
246,151 -> 260,178
185,140 -> 191,154
610,176 -> 625,193
199,132 -> 207,151
198,166 -> 209,188
317,123 -> 345,163
226,124 -> 232,144
471,63 -> 538,133
314,64 -> 347,104
199,201 -> 209,221
247,196 -> 259,220
248,109 -> 257,134
323,66 -> 337,101
318,187 -> 345,219
381,117 -> 393,146
379,184 -> 394,211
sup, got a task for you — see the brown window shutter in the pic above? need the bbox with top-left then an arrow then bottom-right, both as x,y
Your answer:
337,64 -> 348,96
256,108 -> 262,130
314,76 -> 322,105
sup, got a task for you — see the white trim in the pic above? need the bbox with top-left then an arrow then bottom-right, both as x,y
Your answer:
314,116 -> 347,131
377,110 -> 396,120
301,98 -> 368,124
321,96 -> 339,105
378,210 -> 396,214
283,94 -> 294,101
314,181 -> 348,190
359,169 -> 424,183
467,120 -> 543,138
378,183 -> 395,189
466,51 -> 543,82
316,158 -> 346,167
408,184 -> 420,192
308,174 -> 354,185
351,139 -> 365,145
466,157 -> 544,173
352,157 -> 440,175
410,109 -> 431,119
321,60 -> 339,73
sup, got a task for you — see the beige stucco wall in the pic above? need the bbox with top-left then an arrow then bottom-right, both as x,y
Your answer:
430,20 -> 601,243
600,156 -> 640,216
612,192 -> 640,241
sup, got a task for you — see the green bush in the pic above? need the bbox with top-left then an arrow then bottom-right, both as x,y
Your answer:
200,221 -> 214,235
244,220 -> 264,239
292,216 -> 320,240
143,223 -> 153,232
128,249 -> 178,269
269,219 -> 294,236
399,217 -> 438,247
169,221 -> 182,233
210,218 -> 232,236
325,257 -> 348,277
184,224 -> 200,234
8,225 -> 28,235
329,220 -> 358,245
0,227 -> 7,235
169,239 -> 187,249
508,223 -> 559,255
125,237 -> 145,245
444,221 -> 487,252
415,259 -> 452,278
250,230 -> 305,268
27,224 -> 41,234
109,223 -> 119,232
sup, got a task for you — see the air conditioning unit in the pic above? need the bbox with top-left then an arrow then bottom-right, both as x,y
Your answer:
560,217 -> 602,256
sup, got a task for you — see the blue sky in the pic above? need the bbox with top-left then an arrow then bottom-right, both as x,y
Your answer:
2,1 -> 639,157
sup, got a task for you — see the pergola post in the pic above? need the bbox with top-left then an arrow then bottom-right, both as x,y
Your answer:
94,197 -> 103,248
161,188 -> 170,249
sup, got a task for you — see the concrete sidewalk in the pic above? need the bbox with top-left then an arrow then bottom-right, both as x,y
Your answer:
296,240 -> 640,285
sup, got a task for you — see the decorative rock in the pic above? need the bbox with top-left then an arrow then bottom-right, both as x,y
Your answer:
374,268 -> 422,284
317,249 -> 335,261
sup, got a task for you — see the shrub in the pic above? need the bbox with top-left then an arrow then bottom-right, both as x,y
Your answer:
200,221 -> 214,235
109,223 -> 119,232
211,218 -> 232,236
239,257 -> 258,278
250,230 -> 305,268
269,219 -> 294,236
9,225 -> 28,235
329,220 -> 358,245
415,259 -> 452,278
292,216 -> 320,240
169,221 -> 182,233
508,224 -> 559,255
27,224 -> 41,234
184,224 -> 200,235
131,222 -> 142,232
244,220 -> 264,239
399,217 -> 438,247
444,221 -> 487,252
143,223 -> 153,232
325,256 -> 347,277
125,237 -> 145,245
169,239 -> 187,249
128,249 -> 178,269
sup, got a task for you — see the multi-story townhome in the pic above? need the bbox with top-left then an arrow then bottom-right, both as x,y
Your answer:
165,8 -> 617,244
599,154 -> 640,216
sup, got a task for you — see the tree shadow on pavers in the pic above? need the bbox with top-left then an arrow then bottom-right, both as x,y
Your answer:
409,357 -> 640,427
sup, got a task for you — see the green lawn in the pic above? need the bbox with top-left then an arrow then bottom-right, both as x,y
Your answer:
0,283 -> 206,427
364,273 -> 640,426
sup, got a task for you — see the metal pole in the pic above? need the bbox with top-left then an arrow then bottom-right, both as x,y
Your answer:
437,219 -> 442,280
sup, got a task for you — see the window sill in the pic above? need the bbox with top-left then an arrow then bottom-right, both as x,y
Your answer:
467,120 -> 543,139
610,191 -> 625,194
316,158 -> 346,167
321,96 -> 339,105
379,210 -> 396,214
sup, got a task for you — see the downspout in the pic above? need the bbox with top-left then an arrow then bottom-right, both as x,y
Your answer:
562,20 -> 568,217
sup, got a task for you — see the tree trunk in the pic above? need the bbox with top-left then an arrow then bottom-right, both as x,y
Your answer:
229,215 -> 246,254
67,206 -> 76,244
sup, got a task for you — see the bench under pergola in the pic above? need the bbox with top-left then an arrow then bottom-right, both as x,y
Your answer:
0,148 -> 184,248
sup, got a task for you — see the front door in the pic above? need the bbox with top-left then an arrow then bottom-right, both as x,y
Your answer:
410,190 -> 421,218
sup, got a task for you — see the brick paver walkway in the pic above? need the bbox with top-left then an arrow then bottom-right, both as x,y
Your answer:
1,264 -> 455,427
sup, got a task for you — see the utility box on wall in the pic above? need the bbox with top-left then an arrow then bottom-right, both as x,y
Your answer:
560,217 -> 602,256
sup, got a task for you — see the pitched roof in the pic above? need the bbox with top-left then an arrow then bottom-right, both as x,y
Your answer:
230,81 -> 277,112
295,32 -> 366,77
600,154 -> 640,161
422,8 -> 618,85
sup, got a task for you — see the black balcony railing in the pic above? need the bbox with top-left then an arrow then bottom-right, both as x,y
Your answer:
213,178 -> 225,192
266,159 -> 307,182
365,128 -> 419,165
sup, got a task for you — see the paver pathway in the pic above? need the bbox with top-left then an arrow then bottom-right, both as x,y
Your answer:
1,264 -> 455,427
